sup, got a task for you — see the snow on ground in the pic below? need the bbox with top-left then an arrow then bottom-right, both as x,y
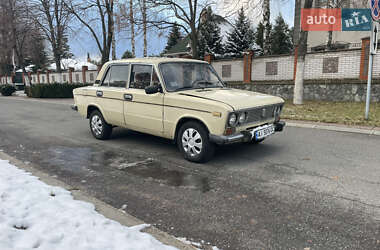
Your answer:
0,159 -> 177,250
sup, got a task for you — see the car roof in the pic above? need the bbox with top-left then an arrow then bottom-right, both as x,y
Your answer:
104,57 -> 208,65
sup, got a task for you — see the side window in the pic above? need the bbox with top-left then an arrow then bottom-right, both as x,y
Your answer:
130,65 -> 152,89
109,65 -> 129,87
101,68 -> 111,86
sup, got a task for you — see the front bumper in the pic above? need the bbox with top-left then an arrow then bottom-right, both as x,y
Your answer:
209,121 -> 285,145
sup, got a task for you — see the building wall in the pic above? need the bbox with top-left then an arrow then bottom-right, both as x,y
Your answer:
212,59 -> 244,82
212,49 -> 365,83
251,55 -> 295,81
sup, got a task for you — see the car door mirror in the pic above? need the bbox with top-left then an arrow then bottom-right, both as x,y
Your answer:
145,84 -> 162,94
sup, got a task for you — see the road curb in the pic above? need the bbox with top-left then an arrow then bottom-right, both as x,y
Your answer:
285,120 -> 380,136
0,151 -> 196,250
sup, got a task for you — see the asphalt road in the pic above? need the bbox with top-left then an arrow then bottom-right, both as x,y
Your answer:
1,97 -> 380,250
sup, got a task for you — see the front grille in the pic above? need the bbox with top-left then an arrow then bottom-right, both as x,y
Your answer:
245,104 -> 281,124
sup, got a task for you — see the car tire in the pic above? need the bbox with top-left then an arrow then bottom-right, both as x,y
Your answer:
89,110 -> 112,140
177,121 -> 215,163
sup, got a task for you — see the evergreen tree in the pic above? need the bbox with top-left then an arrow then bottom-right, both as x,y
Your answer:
225,7 -> 255,56
198,7 -> 224,57
269,15 -> 293,55
61,33 -> 74,59
122,50 -> 135,59
164,23 -> 182,53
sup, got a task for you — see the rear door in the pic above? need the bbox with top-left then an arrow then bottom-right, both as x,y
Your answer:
96,64 -> 130,127
123,64 -> 164,136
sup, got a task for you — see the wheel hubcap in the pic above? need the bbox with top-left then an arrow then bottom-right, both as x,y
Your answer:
182,128 -> 203,157
91,115 -> 103,136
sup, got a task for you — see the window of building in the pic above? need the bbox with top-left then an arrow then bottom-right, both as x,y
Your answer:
266,61 -> 278,76
42,76 -> 45,83
75,74 -> 80,83
129,65 -> 153,89
63,74 -> 67,82
222,65 -> 232,78
323,57 -> 339,73
52,75 -> 55,83
89,73 -> 94,82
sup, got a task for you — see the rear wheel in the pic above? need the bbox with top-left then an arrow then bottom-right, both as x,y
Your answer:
177,121 -> 215,163
89,110 -> 112,140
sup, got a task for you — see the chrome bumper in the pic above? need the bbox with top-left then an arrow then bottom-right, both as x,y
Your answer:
209,121 -> 285,145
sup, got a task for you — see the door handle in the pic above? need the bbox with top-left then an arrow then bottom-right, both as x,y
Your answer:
96,90 -> 103,97
124,94 -> 133,101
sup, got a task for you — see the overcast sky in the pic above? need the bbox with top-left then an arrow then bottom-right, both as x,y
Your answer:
68,0 -> 295,62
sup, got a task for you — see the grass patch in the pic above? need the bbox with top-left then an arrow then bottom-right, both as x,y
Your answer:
282,101 -> 380,127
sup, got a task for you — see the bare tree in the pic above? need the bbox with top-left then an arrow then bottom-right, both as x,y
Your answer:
140,0 -> 147,57
262,0 -> 270,54
0,2 -> 14,75
112,6 -> 117,60
144,0 -> 211,59
32,0 -> 72,75
293,0 -> 313,105
116,0 -> 136,57
3,0 -> 41,85
65,0 -> 114,65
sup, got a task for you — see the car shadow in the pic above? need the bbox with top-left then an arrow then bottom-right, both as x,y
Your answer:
109,127 -> 284,166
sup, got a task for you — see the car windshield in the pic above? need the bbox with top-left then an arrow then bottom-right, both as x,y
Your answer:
159,62 -> 224,92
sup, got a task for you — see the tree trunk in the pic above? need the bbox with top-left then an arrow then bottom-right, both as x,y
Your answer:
130,0 -> 135,57
142,0 -> 147,57
293,0 -> 313,105
190,32 -> 199,59
327,31 -> 333,50
112,11 -> 117,60
263,0 -> 271,55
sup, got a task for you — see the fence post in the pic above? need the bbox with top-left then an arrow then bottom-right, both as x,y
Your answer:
293,46 -> 299,81
360,37 -> 371,80
82,66 -> 88,84
243,50 -> 254,83
27,72 -> 31,85
69,67 -> 74,84
204,53 -> 214,64
37,70 -> 41,84
46,70 -> 50,84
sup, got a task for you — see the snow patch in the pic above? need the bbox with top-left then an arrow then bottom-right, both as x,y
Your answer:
0,159 -> 177,250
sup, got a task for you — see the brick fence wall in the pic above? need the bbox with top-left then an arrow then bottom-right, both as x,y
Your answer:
0,67 -> 99,85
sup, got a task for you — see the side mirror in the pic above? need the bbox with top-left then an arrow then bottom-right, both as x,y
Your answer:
145,84 -> 162,94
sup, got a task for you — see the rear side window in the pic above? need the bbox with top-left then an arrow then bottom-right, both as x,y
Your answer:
129,65 -> 152,89
101,65 -> 130,87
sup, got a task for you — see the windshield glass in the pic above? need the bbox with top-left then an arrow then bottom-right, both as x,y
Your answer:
159,62 -> 224,92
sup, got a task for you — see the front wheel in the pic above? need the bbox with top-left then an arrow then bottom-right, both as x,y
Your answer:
177,121 -> 215,163
89,110 -> 112,140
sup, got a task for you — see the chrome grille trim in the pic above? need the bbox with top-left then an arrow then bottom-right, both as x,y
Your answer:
243,104 -> 283,125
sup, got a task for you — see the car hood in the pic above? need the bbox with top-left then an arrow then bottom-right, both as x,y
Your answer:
177,88 -> 284,110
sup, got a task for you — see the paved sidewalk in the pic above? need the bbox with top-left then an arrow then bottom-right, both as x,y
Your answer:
285,119 -> 380,136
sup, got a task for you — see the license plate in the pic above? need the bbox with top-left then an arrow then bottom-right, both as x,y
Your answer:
252,125 -> 275,140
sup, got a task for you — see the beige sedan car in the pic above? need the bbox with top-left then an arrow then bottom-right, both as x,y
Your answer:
72,58 -> 285,163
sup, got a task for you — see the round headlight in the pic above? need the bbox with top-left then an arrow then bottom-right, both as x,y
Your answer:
238,112 -> 246,124
228,113 -> 237,126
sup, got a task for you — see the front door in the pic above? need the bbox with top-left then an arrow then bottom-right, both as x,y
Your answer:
124,64 -> 164,136
96,64 -> 130,127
